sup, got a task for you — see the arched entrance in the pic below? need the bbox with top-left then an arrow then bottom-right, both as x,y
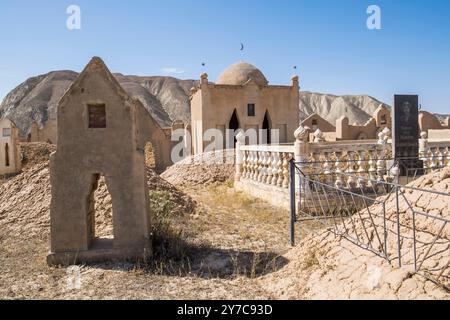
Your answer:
4,143 -> 9,167
87,174 -> 114,245
228,109 -> 240,148
262,111 -> 271,144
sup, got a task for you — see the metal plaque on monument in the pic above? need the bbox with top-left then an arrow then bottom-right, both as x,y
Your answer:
392,95 -> 421,176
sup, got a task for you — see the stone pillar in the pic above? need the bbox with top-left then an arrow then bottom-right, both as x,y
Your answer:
291,75 -> 299,89
313,129 -> 325,143
185,123 -> 192,158
200,73 -> 208,86
294,125 -> 310,191
377,127 -> 391,181
419,131 -> 429,168
235,132 -> 246,181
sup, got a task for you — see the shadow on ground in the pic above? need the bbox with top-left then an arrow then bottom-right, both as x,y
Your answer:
84,242 -> 289,280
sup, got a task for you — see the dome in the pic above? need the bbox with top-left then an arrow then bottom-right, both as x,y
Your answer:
216,61 -> 268,86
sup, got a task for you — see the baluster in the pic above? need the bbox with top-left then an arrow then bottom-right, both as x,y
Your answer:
256,151 -> 261,182
323,152 -> 332,185
437,148 -> 444,168
376,150 -> 386,183
254,151 -> 260,181
282,153 -> 290,189
346,152 -> 356,189
257,152 -> 263,182
367,151 -> 376,188
421,150 -> 428,170
422,148 -> 430,170
357,150 -> 367,189
241,151 -> 247,179
260,151 -> 267,183
429,148 -> 437,169
245,151 -> 252,179
266,152 -> 273,184
335,152 -> 344,189
250,151 -> 256,180
245,151 -> 251,179
255,151 -> 262,182
272,152 -> 279,186
310,153 -> 318,181
277,153 -> 284,187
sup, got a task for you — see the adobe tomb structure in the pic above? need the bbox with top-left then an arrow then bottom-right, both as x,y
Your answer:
47,57 -> 163,265
29,118 -> 57,144
189,61 -> 300,154
301,104 -> 450,142
0,118 -> 21,175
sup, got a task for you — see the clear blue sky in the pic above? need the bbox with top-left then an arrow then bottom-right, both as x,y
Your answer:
0,0 -> 449,113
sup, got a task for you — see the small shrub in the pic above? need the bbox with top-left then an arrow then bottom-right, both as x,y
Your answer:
149,190 -> 186,261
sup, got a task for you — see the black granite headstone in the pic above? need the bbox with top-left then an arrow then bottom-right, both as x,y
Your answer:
392,95 -> 421,175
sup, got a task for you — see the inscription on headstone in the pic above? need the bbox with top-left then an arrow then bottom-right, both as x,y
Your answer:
392,95 -> 420,175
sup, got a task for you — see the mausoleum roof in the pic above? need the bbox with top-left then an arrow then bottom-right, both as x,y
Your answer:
216,61 -> 268,86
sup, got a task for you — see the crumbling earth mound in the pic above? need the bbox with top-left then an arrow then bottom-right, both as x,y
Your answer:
161,150 -> 235,187
262,169 -> 450,300
0,161 -> 196,244
20,142 -> 56,170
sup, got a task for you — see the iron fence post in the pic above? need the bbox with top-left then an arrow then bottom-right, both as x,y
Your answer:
290,159 -> 296,246
395,185 -> 402,267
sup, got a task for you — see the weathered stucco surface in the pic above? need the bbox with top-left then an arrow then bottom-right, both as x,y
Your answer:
190,62 -> 300,154
29,119 -> 57,144
0,118 -> 21,175
48,57 -> 156,265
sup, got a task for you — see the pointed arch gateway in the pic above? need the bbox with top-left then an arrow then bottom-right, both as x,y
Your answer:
262,110 -> 271,144
228,109 -> 240,148
48,57 -> 153,265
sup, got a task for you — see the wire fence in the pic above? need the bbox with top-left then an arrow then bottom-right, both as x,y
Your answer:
289,159 -> 450,290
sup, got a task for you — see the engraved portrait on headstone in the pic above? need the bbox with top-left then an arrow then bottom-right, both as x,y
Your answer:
402,101 -> 411,123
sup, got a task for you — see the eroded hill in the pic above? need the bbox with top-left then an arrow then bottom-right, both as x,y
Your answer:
5,71 -> 447,137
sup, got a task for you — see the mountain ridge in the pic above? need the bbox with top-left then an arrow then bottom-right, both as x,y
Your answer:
1,71 -> 447,136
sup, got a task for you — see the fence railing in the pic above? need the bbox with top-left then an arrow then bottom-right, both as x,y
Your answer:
235,127 -> 450,191
237,144 -> 294,189
233,125 -> 450,288
290,160 -> 450,290
235,127 -> 393,189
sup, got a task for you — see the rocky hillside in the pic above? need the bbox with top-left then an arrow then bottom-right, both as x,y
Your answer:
0,71 -> 197,135
299,91 -> 388,126
1,71 -> 447,136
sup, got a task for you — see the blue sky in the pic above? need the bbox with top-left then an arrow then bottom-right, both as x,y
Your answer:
0,0 -> 449,113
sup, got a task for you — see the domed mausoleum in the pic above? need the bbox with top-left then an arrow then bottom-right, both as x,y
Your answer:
216,61 -> 269,86
189,61 -> 300,155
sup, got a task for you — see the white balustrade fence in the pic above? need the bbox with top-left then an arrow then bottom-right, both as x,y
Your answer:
238,145 -> 294,189
235,128 -> 450,197
421,140 -> 450,170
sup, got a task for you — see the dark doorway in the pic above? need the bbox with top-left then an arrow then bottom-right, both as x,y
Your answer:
262,111 -> 271,144
87,174 -> 114,249
228,109 -> 240,148
4,143 -> 9,167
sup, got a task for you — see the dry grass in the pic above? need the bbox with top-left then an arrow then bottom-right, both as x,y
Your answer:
0,180 -> 324,300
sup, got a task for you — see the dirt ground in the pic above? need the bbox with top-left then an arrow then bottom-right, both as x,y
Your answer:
0,176 -> 320,299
